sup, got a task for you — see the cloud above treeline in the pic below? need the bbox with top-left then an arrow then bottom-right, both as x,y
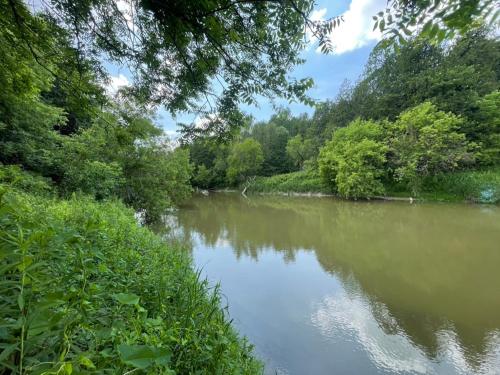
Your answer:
107,74 -> 130,95
312,0 -> 384,54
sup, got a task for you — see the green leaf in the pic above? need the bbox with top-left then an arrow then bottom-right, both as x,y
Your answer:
379,19 -> 385,32
118,344 -> 171,369
113,293 -> 140,305
153,347 -> 172,366
0,344 -> 18,362
78,355 -> 96,369
61,362 -> 73,374
118,344 -> 155,369
17,294 -> 24,311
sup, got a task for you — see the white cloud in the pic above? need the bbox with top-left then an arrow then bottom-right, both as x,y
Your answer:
311,288 -> 500,374
310,8 -> 328,23
312,0 -> 385,54
194,113 -> 221,130
107,74 -> 130,95
164,130 -> 178,137
115,0 -> 137,33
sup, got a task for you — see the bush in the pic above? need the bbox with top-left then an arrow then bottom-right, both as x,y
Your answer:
0,187 -> 262,374
318,119 -> 387,199
61,160 -> 124,199
0,164 -> 54,196
423,169 -> 500,203
193,164 -> 212,189
387,102 -> 473,195
122,146 -> 193,223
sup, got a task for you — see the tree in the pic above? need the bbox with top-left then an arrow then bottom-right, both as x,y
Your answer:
318,119 -> 387,199
250,122 -> 290,175
0,7 -> 64,174
474,91 -> 500,165
325,28 -> 499,130
387,102 -> 473,195
186,137 -> 230,188
4,0 -> 491,138
286,134 -> 315,170
226,139 -> 264,185
122,144 -> 192,223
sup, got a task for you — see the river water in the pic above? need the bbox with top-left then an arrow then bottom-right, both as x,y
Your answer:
170,193 -> 500,374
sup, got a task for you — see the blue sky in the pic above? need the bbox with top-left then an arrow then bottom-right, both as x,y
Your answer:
106,0 -> 386,136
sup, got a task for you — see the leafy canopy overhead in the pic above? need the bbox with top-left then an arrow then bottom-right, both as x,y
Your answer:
4,0 -> 494,137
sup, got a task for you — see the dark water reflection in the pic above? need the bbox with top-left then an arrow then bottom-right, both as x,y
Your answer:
170,193 -> 500,374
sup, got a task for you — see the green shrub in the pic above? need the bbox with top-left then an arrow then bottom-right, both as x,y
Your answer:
61,160 -> 124,199
0,164 -> 54,196
122,146 -> 193,223
474,91 -> 500,165
0,187 -> 261,374
423,169 -> 500,203
387,102 -> 473,195
193,164 -> 212,189
318,119 -> 387,199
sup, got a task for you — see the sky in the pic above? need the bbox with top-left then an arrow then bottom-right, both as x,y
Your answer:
106,0 -> 387,137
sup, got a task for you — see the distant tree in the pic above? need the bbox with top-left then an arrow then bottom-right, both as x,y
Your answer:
226,139 -> 264,185
286,135 -> 315,170
122,144 -> 192,222
193,164 -> 212,189
318,119 -> 387,199
187,137 -> 230,188
250,123 -> 290,175
387,102 -> 473,195
328,28 -> 499,131
474,91 -> 500,165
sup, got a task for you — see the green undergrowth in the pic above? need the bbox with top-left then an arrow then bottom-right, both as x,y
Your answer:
0,185 -> 262,374
246,169 -> 500,203
422,169 -> 500,203
247,171 -> 331,194
386,169 -> 500,203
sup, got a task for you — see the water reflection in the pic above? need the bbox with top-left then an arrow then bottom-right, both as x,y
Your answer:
172,193 -> 500,374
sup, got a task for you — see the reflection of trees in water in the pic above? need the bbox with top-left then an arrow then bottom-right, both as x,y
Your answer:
174,194 -> 500,369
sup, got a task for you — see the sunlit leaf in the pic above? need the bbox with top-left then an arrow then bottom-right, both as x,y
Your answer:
113,293 -> 140,305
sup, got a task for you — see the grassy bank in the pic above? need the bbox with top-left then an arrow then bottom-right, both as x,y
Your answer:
246,169 -> 500,203
247,171 -> 331,195
0,185 -> 262,374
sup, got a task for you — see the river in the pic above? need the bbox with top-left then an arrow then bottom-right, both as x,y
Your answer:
169,193 -> 500,374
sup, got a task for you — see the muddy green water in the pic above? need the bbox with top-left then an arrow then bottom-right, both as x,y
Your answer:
171,193 -> 500,375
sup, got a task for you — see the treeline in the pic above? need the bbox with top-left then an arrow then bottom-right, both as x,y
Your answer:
187,27 -> 499,199
0,2 -> 192,222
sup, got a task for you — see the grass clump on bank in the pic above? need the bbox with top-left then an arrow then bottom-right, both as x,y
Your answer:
246,169 -> 500,203
422,169 -> 500,203
0,185 -> 262,374
247,170 -> 331,195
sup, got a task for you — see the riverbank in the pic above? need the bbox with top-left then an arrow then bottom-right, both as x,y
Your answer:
0,182 -> 262,373
244,169 -> 500,204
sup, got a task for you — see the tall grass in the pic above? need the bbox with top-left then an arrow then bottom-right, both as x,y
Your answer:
422,169 -> 500,203
248,170 -> 331,194
0,185 -> 262,374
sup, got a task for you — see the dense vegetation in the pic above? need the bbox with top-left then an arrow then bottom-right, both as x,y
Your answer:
0,0 -> 194,223
0,177 -> 261,374
188,28 -> 500,202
